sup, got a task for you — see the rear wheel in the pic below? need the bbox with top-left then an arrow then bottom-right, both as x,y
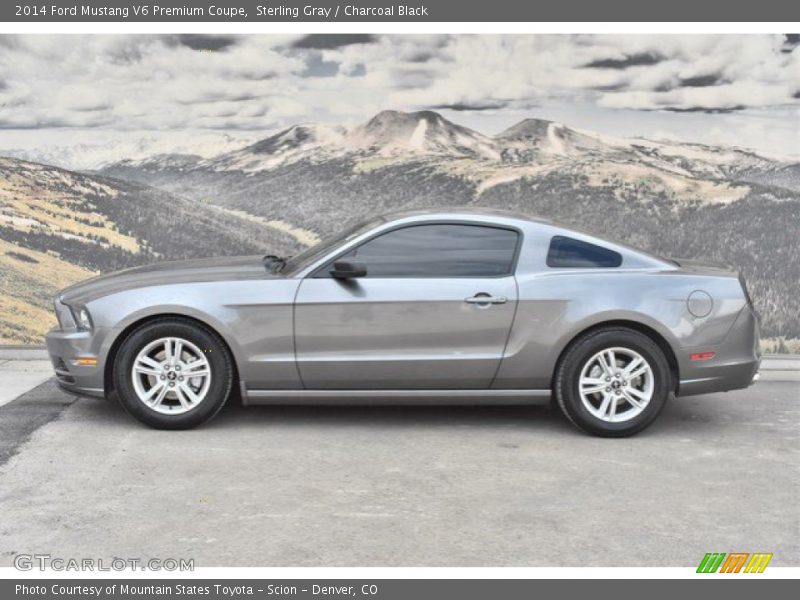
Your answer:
113,318 -> 233,429
554,327 -> 670,437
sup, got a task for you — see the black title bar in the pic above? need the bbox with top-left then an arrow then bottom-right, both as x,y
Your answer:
3,0 -> 800,22
3,579 -> 796,600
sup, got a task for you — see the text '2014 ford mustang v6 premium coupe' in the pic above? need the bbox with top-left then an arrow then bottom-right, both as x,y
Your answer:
46,208 -> 760,436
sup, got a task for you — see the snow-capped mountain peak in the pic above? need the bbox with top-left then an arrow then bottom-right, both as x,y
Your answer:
495,118 -> 555,141
207,123 -> 346,172
247,123 -> 346,155
346,110 -> 501,160
496,118 -> 621,158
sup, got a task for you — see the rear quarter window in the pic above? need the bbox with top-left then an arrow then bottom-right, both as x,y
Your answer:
547,235 -> 622,268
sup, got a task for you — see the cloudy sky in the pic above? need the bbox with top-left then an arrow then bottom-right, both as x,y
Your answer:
0,34 -> 798,161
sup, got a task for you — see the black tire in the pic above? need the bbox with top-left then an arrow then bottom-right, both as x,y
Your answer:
554,327 -> 671,437
113,318 -> 234,429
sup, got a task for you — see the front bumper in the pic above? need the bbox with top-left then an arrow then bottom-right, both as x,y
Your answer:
45,327 -> 108,399
676,304 -> 761,397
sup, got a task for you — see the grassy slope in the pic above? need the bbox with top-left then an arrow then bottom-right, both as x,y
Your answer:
0,157 -> 303,344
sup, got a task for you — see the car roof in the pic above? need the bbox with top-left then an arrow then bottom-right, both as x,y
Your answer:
377,207 -> 552,226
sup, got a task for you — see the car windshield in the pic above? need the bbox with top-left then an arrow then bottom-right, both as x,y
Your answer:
281,216 -> 385,275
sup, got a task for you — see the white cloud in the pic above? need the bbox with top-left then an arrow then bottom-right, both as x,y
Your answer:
0,35 -> 305,131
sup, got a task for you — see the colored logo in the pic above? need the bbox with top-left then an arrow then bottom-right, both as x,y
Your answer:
697,552 -> 773,573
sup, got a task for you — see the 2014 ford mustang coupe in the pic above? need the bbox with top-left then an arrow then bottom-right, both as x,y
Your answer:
46,208 -> 761,436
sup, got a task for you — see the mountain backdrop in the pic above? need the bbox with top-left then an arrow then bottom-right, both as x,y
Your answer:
2,110 -> 799,348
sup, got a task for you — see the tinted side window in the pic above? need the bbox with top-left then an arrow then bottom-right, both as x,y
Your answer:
338,224 -> 519,278
547,236 -> 622,268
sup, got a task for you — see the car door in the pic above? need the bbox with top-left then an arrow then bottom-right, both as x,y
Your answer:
293,223 -> 520,389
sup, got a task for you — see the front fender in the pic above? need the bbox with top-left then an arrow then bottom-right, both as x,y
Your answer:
88,278 -> 302,391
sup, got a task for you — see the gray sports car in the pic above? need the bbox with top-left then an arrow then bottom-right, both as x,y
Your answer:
46,208 -> 761,436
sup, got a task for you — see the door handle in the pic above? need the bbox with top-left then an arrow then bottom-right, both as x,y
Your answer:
465,294 -> 508,305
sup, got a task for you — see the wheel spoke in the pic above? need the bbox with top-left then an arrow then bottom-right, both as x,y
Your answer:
141,380 -> 164,402
151,384 -> 169,408
606,396 -> 618,419
623,357 -> 644,376
597,353 -> 613,376
134,362 -> 162,377
597,394 -> 612,417
186,370 -> 210,379
141,381 -> 168,407
163,339 -> 174,362
173,339 -> 183,365
626,386 -> 649,400
179,383 -> 201,405
628,365 -> 649,380
581,382 -> 607,395
183,359 -> 210,379
137,355 -> 162,369
606,350 -> 617,371
174,386 -> 191,409
622,389 -> 643,409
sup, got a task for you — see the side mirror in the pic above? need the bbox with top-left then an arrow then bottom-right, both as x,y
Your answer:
330,260 -> 367,279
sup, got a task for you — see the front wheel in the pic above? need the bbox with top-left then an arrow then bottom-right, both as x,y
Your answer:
113,318 -> 234,429
554,327 -> 671,437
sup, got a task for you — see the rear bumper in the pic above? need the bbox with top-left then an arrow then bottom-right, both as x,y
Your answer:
677,359 -> 760,397
45,326 -> 108,399
676,305 -> 761,397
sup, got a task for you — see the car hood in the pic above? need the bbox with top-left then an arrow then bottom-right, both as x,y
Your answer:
60,255 -> 276,305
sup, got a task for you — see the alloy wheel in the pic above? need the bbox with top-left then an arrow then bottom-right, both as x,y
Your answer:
131,336 -> 212,415
578,346 -> 654,423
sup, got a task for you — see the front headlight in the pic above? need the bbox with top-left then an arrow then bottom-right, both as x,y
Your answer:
54,299 -> 93,332
73,307 -> 93,331
54,299 -> 77,331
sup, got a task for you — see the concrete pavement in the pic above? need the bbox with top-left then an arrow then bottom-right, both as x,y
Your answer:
0,376 -> 797,567
0,359 -> 53,407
